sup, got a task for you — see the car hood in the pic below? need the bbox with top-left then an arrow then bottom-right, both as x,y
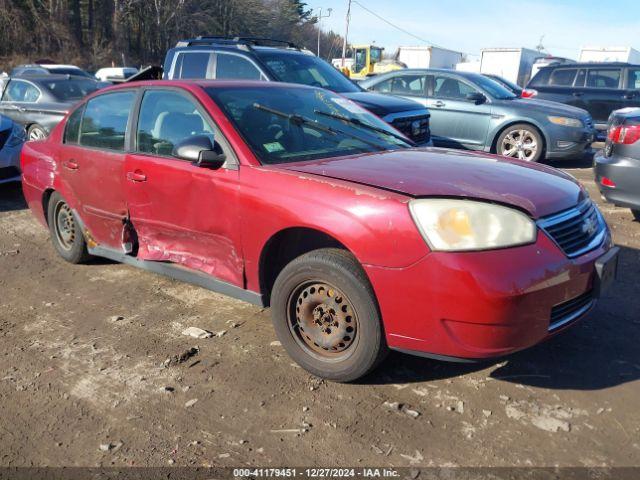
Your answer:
341,91 -> 428,117
279,148 -> 584,218
500,97 -> 590,118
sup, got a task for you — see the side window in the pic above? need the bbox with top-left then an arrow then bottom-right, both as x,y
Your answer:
175,52 -> 211,79
79,91 -> 135,151
548,69 -> 578,86
529,68 -> 551,87
136,90 -> 214,157
433,76 -> 476,99
64,105 -> 84,144
2,80 -> 39,102
370,78 -> 393,93
215,53 -> 263,80
628,69 -> 640,89
389,75 -> 426,96
574,69 -> 586,87
587,69 -> 621,89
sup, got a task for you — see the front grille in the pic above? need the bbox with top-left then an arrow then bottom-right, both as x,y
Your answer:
392,115 -> 431,144
0,129 -> 10,149
0,166 -> 20,181
549,290 -> 595,331
538,200 -> 606,258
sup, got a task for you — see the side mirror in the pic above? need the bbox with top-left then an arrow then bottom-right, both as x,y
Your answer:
466,92 -> 487,104
172,135 -> 226,169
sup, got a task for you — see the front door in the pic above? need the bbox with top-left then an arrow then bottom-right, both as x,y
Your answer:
58,90 -> 136,249
124,88 -> 244,286
425,74 -> 492,149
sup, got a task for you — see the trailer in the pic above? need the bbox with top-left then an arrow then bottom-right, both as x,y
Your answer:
579,46 -> 640,64
480,47 -> 541,87
396,46 -> 463,70
455,60 -> 481,73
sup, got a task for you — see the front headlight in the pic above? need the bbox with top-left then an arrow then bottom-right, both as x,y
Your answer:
6,123 -> 26,147
548,116 -> 583,128
409,199 -> 537,251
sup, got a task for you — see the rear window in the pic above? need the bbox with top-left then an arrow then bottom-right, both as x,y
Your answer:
586,69 -> 621,89
529,68 -> 551,86
41,79 -> 100,101
548,68 -> 578,86
174,52 -> 211,79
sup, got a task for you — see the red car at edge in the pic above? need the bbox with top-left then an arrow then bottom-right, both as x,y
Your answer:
21,80 -> 619,381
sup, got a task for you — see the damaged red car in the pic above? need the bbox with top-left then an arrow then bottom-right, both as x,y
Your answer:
21,81 -> 619,381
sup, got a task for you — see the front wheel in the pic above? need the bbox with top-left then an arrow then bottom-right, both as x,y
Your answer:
632,209 -> 640,222
270,249 -> 387,382
496,124 -> 544,162
28,124 -> 48,142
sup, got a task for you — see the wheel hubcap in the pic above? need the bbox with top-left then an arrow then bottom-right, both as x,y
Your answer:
54,202 -> 76,250
501,129 -> 538,161
29,128 -> 46,141
288,282 -> 358,359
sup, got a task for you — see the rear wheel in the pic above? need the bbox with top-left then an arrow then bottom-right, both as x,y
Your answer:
632,209 -> 640,222
27,124 -> 47,142
47,192 -> 91,264
271,248 -> 387,382
496,124 -> 544,162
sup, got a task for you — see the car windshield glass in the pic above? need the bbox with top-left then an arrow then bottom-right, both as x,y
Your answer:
48,67 -> 92,78
207,86 -> 411,165
471,74 -> 517,99
254,51 -> 361,93
41,79 -> 100,100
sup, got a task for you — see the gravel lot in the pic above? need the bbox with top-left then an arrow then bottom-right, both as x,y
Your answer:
1,154 -> 639,468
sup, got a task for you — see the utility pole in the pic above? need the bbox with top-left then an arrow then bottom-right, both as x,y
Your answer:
316,7 -> 332,57
341,0 -> 352,67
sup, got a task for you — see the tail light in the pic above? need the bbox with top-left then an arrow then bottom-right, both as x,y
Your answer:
521,89 -> 537,98
600,176 -> 616,188
608,124 -> 640,144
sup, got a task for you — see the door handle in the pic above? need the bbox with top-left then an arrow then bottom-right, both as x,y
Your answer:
126,171 -> 147,182
623,93 -> 636,100
63,160 -> 79,171
433,101 -> 446,107
18,107 -> 26,113
572,92 -> 584,97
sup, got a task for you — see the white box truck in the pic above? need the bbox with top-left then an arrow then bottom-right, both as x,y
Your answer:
480,48 -> 541,86
579,46 -> 640,64
396,46 -> 463,69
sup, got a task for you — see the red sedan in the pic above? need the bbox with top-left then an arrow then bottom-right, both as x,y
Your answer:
21,81 -> 619,381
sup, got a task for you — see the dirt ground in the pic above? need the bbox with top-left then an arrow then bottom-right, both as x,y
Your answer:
1,154 -> 639,469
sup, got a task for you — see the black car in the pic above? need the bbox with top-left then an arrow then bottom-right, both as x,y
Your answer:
0,74 -> 101,140
594,107 -> 640,222
161,37 -> 431,145
527,62 -> 640,135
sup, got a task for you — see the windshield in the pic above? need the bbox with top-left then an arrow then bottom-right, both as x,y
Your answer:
255,51 -> 361,94
471,74 -> 517,100
207,86 -> 411,165
41,79 -> 100,100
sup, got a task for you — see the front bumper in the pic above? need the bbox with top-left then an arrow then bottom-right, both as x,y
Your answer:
545,125 -> 596,160
0,141 -> 22,184
594,152 -> 640,210
366,230 -> 613,360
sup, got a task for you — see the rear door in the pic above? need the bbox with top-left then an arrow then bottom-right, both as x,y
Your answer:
425,73 -> 491,148
124,88 -> 244,285
583,67 -> 624,126
59,90 -> 136,249
622,67 -> 640,110
0,79 -> 41,125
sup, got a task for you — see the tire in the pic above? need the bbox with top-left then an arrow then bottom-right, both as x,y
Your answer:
496,123 -> 544,162
27,124 -> 48,142
271,248 -> 388,382
47,192 -> 91,264
632,209 -> 640,222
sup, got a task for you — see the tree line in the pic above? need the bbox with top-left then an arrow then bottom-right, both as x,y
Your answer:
0,0 -> 346,70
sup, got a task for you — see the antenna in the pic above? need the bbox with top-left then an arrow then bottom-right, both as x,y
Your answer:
536,35 -> 546,53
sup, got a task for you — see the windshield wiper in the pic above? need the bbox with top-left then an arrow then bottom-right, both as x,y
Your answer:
253,103 -> 386,151
314,109 -> 416,147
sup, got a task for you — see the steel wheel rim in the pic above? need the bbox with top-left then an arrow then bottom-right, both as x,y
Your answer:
500,129 -> 538,161
54,201 -> 76,251
28,127 -> 46,141
287,281 -> 359,361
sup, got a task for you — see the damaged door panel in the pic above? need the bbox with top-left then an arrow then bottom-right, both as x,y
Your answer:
124,88 -> 244,286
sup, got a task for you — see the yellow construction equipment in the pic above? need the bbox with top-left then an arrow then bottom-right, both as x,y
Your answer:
342,45 -> 405,80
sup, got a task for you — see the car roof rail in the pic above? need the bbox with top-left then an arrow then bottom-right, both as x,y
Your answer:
175,36 -> 301,50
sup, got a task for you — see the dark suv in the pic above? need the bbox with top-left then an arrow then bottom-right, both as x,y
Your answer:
161,37 -> 431,145
527,62 -> 640,134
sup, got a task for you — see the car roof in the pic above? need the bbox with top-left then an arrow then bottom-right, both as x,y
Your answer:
538,62 -> 638,70
10,74 -> 94,82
